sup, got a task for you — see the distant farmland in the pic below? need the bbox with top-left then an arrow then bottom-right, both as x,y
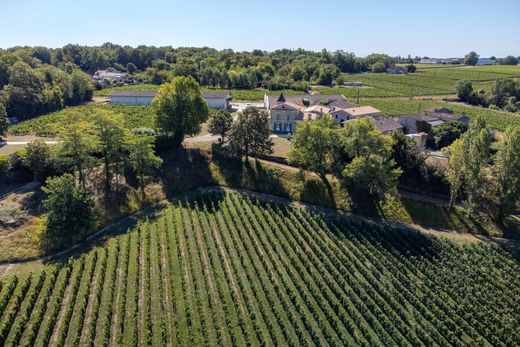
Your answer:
336,64 -> 520,97
0,192 -> 518,346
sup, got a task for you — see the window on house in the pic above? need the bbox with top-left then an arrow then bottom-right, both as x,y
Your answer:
287,114 -> 291,121
276,113 -> 280,120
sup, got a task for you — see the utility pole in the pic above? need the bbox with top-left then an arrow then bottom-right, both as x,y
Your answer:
356,87 -> 360,105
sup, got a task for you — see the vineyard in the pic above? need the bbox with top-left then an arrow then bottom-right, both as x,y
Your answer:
0,191 -> 519,346
336,64 -> 520,98
8,104 -> 156,136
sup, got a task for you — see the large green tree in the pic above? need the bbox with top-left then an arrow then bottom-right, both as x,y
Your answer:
129,135 -> 163,198
227,107 -> 273,160
431,121 -> 468,149
490,78 -> 519,108
0,103 -> 8,139
391,131 -> 427,178
461,117 -> 490,212
43,173 -> 95,245
208,109 -> 233,143
59,120 -> 98,188
464,51 -> 479,66
492,127 -> 520,221
337,118 -> 401,197
289,117 -> 338,184
499,56 -> 518,65
93,112 -> 130,197
153,76 -> 209,147
445,138 -> 465,207
23,140 -> 53,182
456,80 -> 473,102
3,61 -> 45,119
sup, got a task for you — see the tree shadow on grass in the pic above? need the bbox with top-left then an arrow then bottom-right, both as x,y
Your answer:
210,146 -> 290,200
344,186 -> 385,219
160,147 -> 215,199
299,179 -> 337,209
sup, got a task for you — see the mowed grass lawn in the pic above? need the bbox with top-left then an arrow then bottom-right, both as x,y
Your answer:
0,191 -> 518,346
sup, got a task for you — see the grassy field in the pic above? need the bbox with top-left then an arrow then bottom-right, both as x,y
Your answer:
0,191 -> 518,346
8,104 -> 156,136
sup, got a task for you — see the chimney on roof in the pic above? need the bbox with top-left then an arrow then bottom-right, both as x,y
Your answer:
277,92 -> 286,103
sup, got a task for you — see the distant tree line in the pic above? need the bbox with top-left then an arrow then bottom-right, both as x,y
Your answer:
0,50 -> 94,120
457,78 -> 520,112
1,44 -> 401,93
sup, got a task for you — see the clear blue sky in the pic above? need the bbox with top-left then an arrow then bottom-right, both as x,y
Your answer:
1,0 -> 519,57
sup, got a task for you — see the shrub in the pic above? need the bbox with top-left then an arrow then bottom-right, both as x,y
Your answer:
372,62 -> 387,73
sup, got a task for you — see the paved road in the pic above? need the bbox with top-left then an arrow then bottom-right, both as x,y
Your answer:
0,136 -> 60,155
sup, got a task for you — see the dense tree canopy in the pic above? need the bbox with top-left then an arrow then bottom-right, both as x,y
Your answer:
498,56 -> 518,65
431,121 -> 468,149
129,135 -> 163,197
461,117 -> 490,212
227,107 -> 273,160
335,118 -> 401,197
288,117 -> 338,182
23,139 -> 54,182
208,109 -> 233,143
43,173 -> 96,245
0,53 -> 93,120
456,78 -> 519,112
463,51 -> 479,66
492,127 -> 520,221
0,102 -> 8,138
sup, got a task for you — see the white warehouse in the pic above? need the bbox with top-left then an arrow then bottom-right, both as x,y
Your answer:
108,90 -> 232,109
201,92 -> 232,109
108,91 -> 157,105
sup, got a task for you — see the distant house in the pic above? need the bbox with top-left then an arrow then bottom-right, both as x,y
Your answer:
419,58 -> 462,64
419,58 -> 443,64
93,67 -> 126,81
476,58 -> 497,66
108,91 -> 157,105
331,106 -> 381,125
386,66 -> 408,74
398,108 -> 469,134
368,114 -> 404,134
333,107 -> 403,134
201,92 -> 232,109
